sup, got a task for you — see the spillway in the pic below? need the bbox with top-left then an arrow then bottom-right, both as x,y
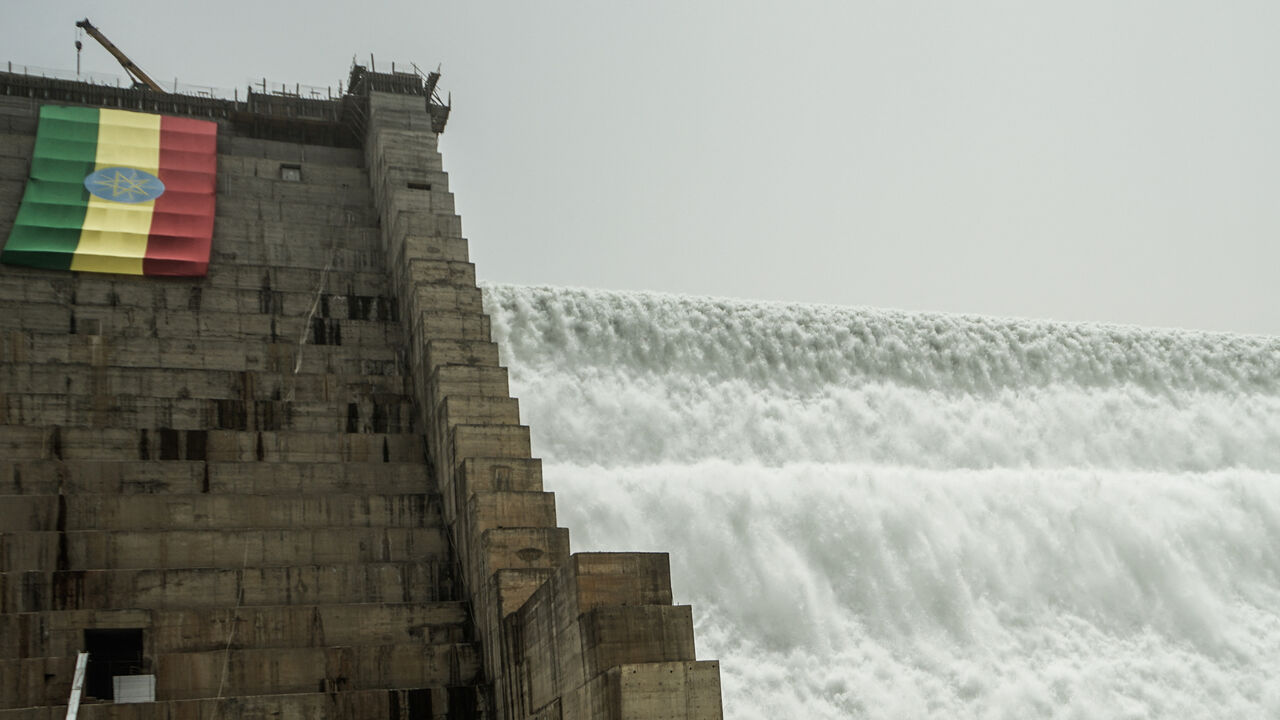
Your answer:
483,284 -> 1280,719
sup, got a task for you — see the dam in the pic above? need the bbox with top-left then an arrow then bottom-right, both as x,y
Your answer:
3,56 -> 1279,720
0,66 -> 722,718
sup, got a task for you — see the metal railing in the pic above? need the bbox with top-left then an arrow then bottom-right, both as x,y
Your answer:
4,62 -> 348,103
0,61 -> 450,141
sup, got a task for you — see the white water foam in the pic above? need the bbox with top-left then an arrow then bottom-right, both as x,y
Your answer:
483,284 -> 1280,719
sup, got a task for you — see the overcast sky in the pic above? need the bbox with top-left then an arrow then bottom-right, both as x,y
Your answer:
6,1 -> 1277,336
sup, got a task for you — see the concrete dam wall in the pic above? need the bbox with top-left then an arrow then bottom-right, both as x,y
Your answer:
0,68 -> 721,720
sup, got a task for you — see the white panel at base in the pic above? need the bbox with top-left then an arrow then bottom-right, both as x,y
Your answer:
112,675 -> 155,704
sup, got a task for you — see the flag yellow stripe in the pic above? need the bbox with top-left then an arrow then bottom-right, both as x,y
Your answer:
71,109 -> 161,274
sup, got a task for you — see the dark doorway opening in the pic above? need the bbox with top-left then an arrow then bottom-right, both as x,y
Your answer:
84,629 -> 145,700
448,687 -> 476,717
389,688 -> 432,718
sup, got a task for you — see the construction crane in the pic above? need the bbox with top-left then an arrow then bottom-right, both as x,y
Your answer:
75,19 -> 164,92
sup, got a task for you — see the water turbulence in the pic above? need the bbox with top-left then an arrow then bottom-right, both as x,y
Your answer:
483,284 -> 1280,720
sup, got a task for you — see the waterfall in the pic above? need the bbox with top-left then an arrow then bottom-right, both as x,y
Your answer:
484,284 -> 1280,720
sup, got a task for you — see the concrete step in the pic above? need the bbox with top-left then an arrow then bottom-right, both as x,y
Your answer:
0,526 -> 449,571
210,233 -> 386,264
204,261 -> 398,295
0,461 -> 433,496
215,197 -> 377,228
0,333 -> 404,376
419,339 -> 504,378
0,302 -> 409,346
0,365 -> 411,402
0,493 -> 443,532
0,307 -> 488,357
211,242 -> 387,274
0,279 -> 409,324
2,601 -> 470,657
0,226 -> 391,277
0,427 -> 426,463
0,394 -> 417,434
219,135 -> 367,167
0,686 -> 476,720
0,261 -> 401,303
215,173 -> 373,207
217,152 -> 372,181
0,132 -> 33,158
0,133 -> 368,171
1,641 -> 481,708
2,562 -> 461,612
0,156 -> 26,182
211,214 -> 380,243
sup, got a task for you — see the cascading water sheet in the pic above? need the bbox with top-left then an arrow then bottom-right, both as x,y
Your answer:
483,284 -> 1280,720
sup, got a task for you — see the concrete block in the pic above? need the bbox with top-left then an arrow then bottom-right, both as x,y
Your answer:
202,430 -> 423,463
0,526 -> 448,571
416,310 -> 490,342
436,457 -> 544,531
410,284 -> 484,314
2,562 -> 455,613
151,642 -> 478,700
52,493 -> 439,531
571,553 -> 676,610
459,458 -> 545,497
0,497 -> 56,532
0,460 -> 208,496
473,527 -> 569,584
466,492 -> 558,537
580,606 -> 697,674
0,688 -> 414,720
391,214 -> 467,250
422,340 -> 501,375
0,133 -> 34,157
145,602 -> 469,654
0,460 -> 432,497
450,425 -> 532,472
438,397 -> 521,434
501,555 -> 694,714
0,657 -> 72,710
204,462 -> 431,496
430,366 -> 509,407
404,256 -> 476,286
560,661 -> 723,720
489,568 -> 557,625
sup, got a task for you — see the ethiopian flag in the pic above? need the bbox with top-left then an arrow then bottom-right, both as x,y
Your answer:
2,105 -> 217,277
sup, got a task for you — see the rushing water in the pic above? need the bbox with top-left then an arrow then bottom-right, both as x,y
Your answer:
482,284 -> 1280,720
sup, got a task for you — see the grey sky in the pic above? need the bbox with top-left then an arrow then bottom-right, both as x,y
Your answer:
6,1 -> 1277,335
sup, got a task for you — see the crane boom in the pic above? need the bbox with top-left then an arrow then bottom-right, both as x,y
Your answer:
75,19 -> 164,92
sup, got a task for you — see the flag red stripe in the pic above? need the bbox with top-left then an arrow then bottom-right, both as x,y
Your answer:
145,115 -> 217,276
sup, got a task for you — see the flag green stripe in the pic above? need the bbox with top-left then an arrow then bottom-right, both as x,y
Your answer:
1,106 -> 99,270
